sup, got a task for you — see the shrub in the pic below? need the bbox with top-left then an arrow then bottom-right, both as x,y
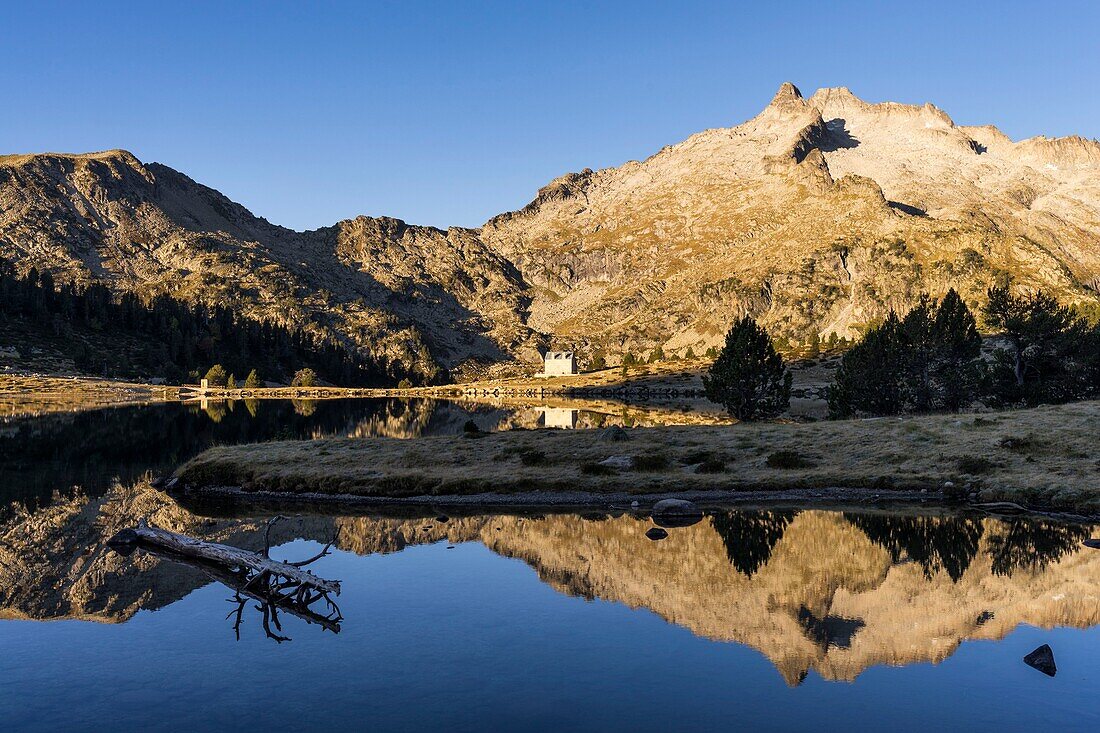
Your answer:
766,450 -> 814,469
462,419 -> 480,434
704,316 -> 792,420
397,378 -> 414,389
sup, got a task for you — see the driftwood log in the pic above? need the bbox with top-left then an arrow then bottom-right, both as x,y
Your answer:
109,518 -> 342,641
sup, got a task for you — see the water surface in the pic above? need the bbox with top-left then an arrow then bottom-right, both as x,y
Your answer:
1,401 -> 1098,731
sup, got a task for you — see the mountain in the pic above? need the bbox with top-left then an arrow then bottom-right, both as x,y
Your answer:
0,151 -> 537,381
2,83 -> 1098,377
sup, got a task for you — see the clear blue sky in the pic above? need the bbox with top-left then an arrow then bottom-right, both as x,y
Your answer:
4,0 -> 1098,231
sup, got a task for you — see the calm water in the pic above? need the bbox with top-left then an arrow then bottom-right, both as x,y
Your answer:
1,401 -> 1099,731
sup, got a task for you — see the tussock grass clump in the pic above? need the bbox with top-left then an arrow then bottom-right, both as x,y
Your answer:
519,448 -> 546,466
766,450 -> 814,469
680,449 -> 716,465
632,453 -> 670,471
580,461 -> 617,476
695,458 -> 728,474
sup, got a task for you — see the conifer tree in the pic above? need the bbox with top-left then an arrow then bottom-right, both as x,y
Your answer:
704,316 -> 791,420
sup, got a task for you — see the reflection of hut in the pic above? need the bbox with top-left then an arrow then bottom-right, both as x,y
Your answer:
542,407 -> 578,429
542,351 -> 577,376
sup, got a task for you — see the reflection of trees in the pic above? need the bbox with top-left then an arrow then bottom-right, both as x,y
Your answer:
845,514 -> 984,582
291,399 -> 317,417
797,606 -> 865,651
986,519 -> 1090,577
710,511 -> 796,577
203,401 -> 229,423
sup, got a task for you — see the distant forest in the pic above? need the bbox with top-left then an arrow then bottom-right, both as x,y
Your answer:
0,263 -> 405,386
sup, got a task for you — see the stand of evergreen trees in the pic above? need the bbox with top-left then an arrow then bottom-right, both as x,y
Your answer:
0,263 -> 404,387
829,286 -> 1100,418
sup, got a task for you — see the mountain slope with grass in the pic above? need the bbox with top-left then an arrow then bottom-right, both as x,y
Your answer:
2,84 -> 1097,377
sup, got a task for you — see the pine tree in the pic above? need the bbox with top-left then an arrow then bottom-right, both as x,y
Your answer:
244,369 -> 261,388
204,364 -> 228,387
982,285 -> 1092,404
829,311 -> 906,418
704,316 -> 792,420
830,291 -> 983,417
291,368 -> 319,387
931,289 -> 983,410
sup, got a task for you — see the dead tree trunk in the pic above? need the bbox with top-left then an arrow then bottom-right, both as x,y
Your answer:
109,519 -> 343,642
111,520 -> 340,596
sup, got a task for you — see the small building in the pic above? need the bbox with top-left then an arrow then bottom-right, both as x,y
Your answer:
542,351 -> 578,376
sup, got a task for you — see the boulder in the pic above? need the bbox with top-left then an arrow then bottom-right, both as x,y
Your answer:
651,499 -> 704,528
598,456 -> 633,470
1023,644 -> 1057,677
1083,538 -> 1100,549
645,527 -> 668,541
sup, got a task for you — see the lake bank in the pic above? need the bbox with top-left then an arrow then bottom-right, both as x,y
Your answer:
175,401 -> 1100,514
0,374 -> 180,418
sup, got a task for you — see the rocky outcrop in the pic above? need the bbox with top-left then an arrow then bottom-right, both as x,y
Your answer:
2,83 -> 1098,374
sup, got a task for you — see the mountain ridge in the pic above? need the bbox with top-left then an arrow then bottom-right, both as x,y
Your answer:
2,83 -> 1098,379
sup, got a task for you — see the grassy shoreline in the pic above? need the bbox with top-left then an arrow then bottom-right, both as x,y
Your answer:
175,401 -> 1100,513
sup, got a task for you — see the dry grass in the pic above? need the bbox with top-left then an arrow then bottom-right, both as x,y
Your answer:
176,401 -> 1100,512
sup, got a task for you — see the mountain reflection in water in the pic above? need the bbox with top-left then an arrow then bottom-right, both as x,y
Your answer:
2,480 -> 1096,686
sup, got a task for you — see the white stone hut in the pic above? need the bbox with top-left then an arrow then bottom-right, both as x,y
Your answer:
542,351 -> 578,376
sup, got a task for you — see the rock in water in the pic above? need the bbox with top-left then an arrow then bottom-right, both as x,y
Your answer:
651,499 -> 704,527
1083,538 -> 1100,549
1023,644 -> 1057,677
645,527 -> 668,541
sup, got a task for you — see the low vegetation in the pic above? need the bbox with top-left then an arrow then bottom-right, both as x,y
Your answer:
177,400 -> 1100,513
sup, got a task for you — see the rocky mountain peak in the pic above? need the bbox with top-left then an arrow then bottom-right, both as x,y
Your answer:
2,83 -> 1098,378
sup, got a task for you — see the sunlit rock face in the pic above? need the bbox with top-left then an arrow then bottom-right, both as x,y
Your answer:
3,83 -> 1098,375
482,83 -> 1100,359
1,482 -> 1097,685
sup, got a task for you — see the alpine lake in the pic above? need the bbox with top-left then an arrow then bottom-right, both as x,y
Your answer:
1,397 -> 1098,732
